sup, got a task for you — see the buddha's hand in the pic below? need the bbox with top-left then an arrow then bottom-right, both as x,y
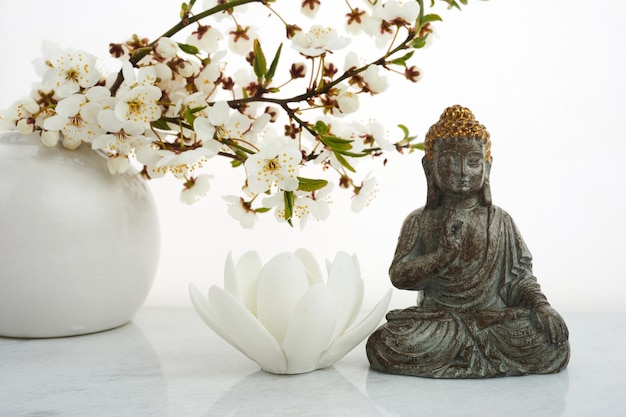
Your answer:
532,304 -> 569,345
439,213 -> 463,263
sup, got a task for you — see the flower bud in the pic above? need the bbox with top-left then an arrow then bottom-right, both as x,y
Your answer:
155,37 -> 179,59
335,91 -> 359,115
107,155 -> 130,174
16,118 -> 35,134
40,130 -> 60,147
177,60 -> 198,78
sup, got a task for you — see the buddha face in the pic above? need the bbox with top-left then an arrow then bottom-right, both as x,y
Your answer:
432,138 -> 488,196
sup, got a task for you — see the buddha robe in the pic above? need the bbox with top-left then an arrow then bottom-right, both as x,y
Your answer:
366,205 -> 570,378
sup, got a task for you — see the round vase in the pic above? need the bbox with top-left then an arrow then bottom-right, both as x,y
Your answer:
0,132 -> 160,338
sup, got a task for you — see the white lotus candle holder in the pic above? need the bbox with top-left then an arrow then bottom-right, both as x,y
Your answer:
190,249 -> 391,374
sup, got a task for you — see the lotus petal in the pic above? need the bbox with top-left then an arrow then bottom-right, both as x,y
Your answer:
205,285 -> 287,374
223,252 -> 238,298
294,248 -> 324,285
189,284 -> 250,358
256,252 -> 310,344
326,252 -> 364,340
235,250 -> 262,314
318,289 -> 392,368
281,284 -> 337,374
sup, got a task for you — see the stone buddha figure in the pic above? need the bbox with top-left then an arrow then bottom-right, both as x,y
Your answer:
366,105 -> 570,378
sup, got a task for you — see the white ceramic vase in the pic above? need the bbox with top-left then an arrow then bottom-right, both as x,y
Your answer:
0,132 -> 160,338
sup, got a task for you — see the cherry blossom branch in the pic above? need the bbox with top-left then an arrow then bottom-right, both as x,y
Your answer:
110,0 -> 265,95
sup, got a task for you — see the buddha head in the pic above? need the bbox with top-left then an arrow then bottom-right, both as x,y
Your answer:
422,105 -> 492,208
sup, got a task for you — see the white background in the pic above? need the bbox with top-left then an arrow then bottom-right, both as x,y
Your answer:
1,0 -> 624,313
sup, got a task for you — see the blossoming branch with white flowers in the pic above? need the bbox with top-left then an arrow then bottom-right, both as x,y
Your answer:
0,0 -> 474,227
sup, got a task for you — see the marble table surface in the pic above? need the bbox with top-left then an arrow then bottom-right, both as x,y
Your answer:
1,308 -> 624,417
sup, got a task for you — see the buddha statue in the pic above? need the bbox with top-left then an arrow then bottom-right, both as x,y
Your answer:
366,105 -> 570,378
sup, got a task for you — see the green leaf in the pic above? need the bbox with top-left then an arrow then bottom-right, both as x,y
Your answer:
333,152 -> 356,173
254,207 -> 271,213
183,105 -> 207,126
398,124 -> 410,139
420,13 -> 443,26
188,105 -> 207,114
283,191 -> 294,226
410,36 -> 428,49
253,39 -> 267,80
313,120 -> 329,135
412,142 -> 426,151
320,135 -> 353,152
297,177 -> 328,192
440,0 -> 463,10
178,42 -> 200,55
151,119 -> 171,131
266,43 -> 283,82
390,51 -> 415,67
336,150 -> 368,158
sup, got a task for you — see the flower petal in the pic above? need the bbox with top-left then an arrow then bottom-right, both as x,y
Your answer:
318,289 -> 392,368
208,101 -> 229,126
193,116 -> 216,140
223,251 -> 239,298
189,284 -> 241,349
235,250 -> 262,315
256,252 -> 310,344
327,252 -> 364,340
281,284 -> 337,374
191,284 -> 287,374
294,248 -> 324,285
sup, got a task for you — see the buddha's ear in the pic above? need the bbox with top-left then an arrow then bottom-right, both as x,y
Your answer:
480,157 -> 493,206
422,156 -> 440,209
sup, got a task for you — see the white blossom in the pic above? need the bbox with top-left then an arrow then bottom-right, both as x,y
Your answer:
376,0 -> 420,24
91,109 -> 150,166
114,85 -> 162,128
202,0 -> 239,21
121,62 -> 159,89
176,59 -> 200,78
42,48 -> 100,98
186,25 -> 223,54
345,7 -> 375,35
155,147 -> 216,178
292,26 -> 350,57
228,25 -> 257,55
351,120 -> 395,151
44,94 -> 104,148
155,37 -> 179,59
107,155 -> 131,174
135,145 -> 167,179
362,65 -> 389,94
351,175 -> 378,213
332,88 -> 360,116
181,175 -> 212,204
194,101 -> 252,144
0,98 -> 39,131
300,0 -> 321,18
194,62 -> 221,94
244,139 -> 302,194
40,130 -> 60,147
223,195 -> 258,228
262,185 -> 333,229
153,63 -> 175,90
